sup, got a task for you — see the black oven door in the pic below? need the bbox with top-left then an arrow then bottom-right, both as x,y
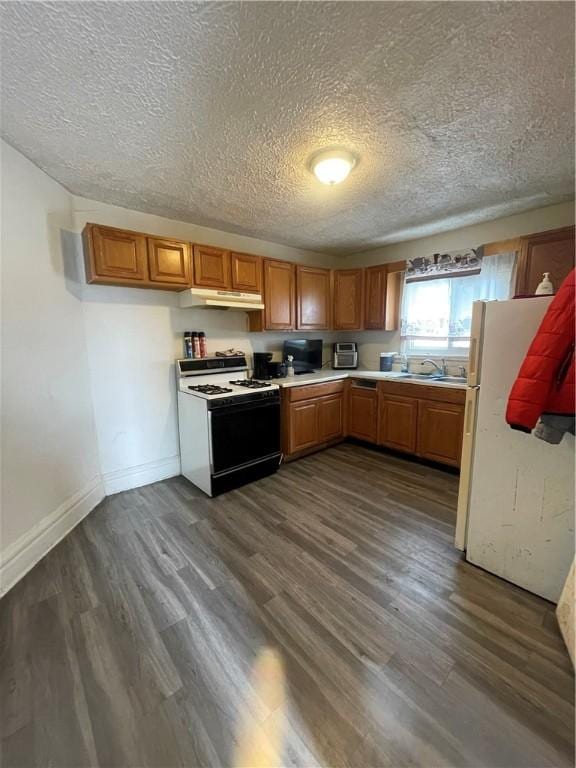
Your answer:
209,398 -> 281,475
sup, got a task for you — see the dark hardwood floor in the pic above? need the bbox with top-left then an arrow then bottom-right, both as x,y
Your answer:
1,444 -> 574,767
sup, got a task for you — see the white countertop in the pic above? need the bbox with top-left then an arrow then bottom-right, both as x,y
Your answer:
272,369 -> 466,389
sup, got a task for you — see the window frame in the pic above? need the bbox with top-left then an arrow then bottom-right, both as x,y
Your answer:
399,252 -> 516,359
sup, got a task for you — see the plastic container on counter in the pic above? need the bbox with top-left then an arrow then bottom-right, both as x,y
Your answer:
379,352 -> 396,372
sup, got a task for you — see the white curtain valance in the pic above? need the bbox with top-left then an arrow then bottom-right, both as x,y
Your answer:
405,248 -> 482,282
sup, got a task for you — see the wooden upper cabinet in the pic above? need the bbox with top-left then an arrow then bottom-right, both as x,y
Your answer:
193,245 -> 231,289
364,265 -> 387,329
384,261 -> 405,331
516,226 -> 575,295
417,400 -> 464,467
231,252 -> 261,293
263,259 -> 296,330
296,265 -> 332,330
348,385 -> 378,442
85,224 -> 148,285
378,394 -> 418,454
147,238 -> 191,286
333,269 -> 364,330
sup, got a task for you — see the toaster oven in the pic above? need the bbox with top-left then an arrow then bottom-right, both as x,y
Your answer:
333,342 -> 358,369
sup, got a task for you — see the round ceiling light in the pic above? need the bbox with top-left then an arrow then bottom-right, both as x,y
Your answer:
310,148 -> 357,185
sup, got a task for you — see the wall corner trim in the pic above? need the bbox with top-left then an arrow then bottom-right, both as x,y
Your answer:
102,455 -> 181,496
0,476 -> 105,597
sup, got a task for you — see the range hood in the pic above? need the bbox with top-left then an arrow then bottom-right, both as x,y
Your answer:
179,287 -> 264,311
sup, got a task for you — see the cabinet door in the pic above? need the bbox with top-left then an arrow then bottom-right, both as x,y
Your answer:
318,395 -> 344,442
384,262 -> 405,331
516,226 -> 575,295
417,400 -> 464,467
88,225 -> 148,283
297,265 -> 331,330
378,394 -> 418,453
333,269 -> 364,330
193,245 -> 231,289
264,259 -> 296,330
348,387 -> 377,442
364,265 -> 387,329
147,238 -> 191,286
288,401 -> 319,453
231,252 -> 261,293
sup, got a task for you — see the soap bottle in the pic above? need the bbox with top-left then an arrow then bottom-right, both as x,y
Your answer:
286,355 -> 295,378
535,272 -> 554,296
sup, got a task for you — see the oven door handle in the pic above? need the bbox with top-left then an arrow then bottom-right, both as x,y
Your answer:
209,398 -> 280,415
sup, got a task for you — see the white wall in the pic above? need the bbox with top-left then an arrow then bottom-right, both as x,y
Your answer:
352,201 -> 575,266
1,142 -> 103,594
348,201 -> 576,369
72,197 -> 337,495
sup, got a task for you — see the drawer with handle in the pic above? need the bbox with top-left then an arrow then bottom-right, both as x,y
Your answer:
287,380 -> 345,402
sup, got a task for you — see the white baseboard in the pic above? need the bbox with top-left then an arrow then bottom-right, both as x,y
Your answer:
103,455 -> 181,495
0,477 -> 105,598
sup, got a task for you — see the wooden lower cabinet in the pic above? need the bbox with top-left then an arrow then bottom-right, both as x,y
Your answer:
282,378 -> 464,467
348,384 -> 378,442
378,381 -> 465,467
319,395 -> 344,442
288,400 -> 320,454
282,381 -> 345,459
417,400 -> 464,467
378,394 -> 418,453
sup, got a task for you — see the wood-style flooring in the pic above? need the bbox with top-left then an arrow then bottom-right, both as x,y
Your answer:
1,444 -> 574,767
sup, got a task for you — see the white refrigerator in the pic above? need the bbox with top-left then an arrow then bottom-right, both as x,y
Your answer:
455,297 -> 575,602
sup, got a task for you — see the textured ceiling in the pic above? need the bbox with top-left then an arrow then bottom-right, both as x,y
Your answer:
1,1 -> 574,254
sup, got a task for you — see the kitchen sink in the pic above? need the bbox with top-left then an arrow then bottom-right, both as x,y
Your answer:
398,373 -> 467,384
435,376 -> 467,383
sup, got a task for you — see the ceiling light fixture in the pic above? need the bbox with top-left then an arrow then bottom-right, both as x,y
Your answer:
310,148 -> 357,185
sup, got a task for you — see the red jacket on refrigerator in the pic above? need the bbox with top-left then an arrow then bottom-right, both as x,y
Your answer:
506,269 -> 575,433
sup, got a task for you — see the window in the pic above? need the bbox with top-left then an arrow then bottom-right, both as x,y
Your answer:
401,252 -> 516,357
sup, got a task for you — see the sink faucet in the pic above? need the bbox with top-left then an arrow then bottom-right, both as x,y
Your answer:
421,358 -> 447,376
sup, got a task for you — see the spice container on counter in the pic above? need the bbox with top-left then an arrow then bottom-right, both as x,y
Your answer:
192,332 -> 201,358
184,332 -> 194,359
199,332 -> 207,358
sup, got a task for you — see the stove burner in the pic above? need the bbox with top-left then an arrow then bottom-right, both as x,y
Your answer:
229,379 -> 272,389
188,385 -> 233,395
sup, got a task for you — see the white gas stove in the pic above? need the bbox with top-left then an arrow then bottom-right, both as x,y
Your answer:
176,356 -> 281,496
177,356 -> 280,401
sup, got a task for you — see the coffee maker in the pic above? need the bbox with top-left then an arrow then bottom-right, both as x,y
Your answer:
253,352 -> 286,380
253,352 -> 273,380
